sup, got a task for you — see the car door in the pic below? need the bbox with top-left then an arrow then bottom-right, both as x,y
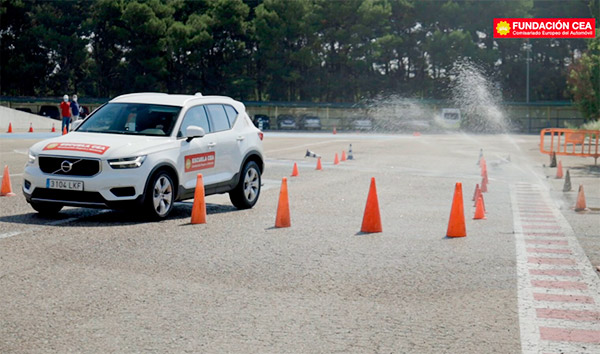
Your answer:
205,104 -> 243,183
177,105 -> 221,189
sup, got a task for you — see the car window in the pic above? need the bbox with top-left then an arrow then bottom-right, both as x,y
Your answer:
206,104 -> 230,132
223,105 -> 238,127
178,105 -> 211,137
77,103 -> 180,136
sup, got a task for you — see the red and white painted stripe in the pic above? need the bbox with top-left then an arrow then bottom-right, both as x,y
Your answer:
512,183 -> 600,354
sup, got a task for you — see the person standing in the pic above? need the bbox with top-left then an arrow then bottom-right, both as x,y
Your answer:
70,94 -> 81,121
60,94 -> 71,132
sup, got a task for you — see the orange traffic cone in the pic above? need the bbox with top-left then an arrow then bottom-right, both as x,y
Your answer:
275,177 -> 291,228
575,184 -> 587,211
483,169 -> 489,185
190,174 -> 207,224
473,195 -> 486,219
333,126 -> 337,134
0,165 -> 16,197
334,153 -> 339,165
51,123 -> 56,132
360,177 -> 382,233
7,122 -> 12,133
316,157 -> 322,170
446,182 -> 466,237
28,123 -> 33,133
62,126 -> 67,135
481,177 -> 488,193
291,162 -> 299,177
472,183 -> 480,201
556,160 -> 563,179
341,151 -> 346,161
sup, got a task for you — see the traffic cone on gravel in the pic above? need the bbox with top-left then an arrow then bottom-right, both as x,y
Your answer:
575,184 -> 587,212
481,177 -> 488,193
316,157 -> 322,170
291,162 -> 299,177
28,123 -> 33,133
347,144 -> 353,160
275,177 -> 291,228
7,122 -> 12,133
62,126 -> 67,135
472,183 -> 480,201
550,152 -> 557,167
341,151 -> 346,161
360,177 -> 382,233
0,165 -> 16,197
563,170 -> 572,192
334,153 -> 339,165
333,126 -> 337,134
556,160 -> 563,179
51,123 -> 56,132
473,195 -> 486,220
190,174 -> 206,224
446,182 -> 466,238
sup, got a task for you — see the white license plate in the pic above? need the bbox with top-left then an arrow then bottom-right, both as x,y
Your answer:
47,179 -> 84,191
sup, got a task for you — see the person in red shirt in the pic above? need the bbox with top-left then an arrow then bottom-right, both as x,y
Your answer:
60,94 -> 71,132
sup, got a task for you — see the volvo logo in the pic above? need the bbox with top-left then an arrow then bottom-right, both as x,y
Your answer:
60,160 -> 73,173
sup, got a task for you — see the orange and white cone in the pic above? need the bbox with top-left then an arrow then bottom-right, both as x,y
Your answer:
51,123 -> 56,133
275,177 -> 291,228
556,160 -> 563,179
316,157 -> 322,170
190,174 -> 207,224
28,123 -> 33,133
334,153 -> 339,165
473,195 -> 486,220
575,184 -> 587,212
7,122 -> 12,133
360,177 -> 382,233
446,182 -> 466,237
291,162 -> 299,177
341,151 -> 346,161
0,165 -> 16,197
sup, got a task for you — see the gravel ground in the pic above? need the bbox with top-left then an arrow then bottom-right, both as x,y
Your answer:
0,132 -> 597,353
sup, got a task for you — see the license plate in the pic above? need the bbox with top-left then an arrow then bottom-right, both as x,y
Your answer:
47,179 -> 84,191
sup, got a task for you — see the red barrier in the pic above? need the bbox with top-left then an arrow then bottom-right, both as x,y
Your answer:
540,128 -> 600,165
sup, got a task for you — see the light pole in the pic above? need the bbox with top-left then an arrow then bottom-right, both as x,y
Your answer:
525,40 -> 531,104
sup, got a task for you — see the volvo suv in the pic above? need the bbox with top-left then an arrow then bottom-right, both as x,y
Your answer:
23,93 -> 265,219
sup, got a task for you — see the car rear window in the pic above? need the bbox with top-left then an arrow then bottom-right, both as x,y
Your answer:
206,104 -> 230,132
223,105 -> 238,127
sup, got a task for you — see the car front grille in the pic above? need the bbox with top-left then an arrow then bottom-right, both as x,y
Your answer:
31,188 -> 106,204
39,156 -> 101,176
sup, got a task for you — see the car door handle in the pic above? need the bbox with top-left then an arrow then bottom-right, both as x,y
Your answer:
208,142 -> 217,148
236,136 -> 245,141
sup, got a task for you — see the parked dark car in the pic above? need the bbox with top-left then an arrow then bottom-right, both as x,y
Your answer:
277,114 -> 297,130
15,107 -> 33,113
252,114 -> 270,130
38,105 -> 60,120
298,115 -> 321,130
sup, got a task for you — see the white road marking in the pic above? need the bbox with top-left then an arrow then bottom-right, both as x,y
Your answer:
512,183 -> 600,354
0,211 -> 110,241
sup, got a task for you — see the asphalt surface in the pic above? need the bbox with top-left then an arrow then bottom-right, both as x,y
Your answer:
0,132 -> 598,353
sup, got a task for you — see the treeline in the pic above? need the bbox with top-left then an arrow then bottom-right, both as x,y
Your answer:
0,0 -> 596,103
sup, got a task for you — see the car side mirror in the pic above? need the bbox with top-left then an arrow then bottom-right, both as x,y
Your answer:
185,126 -> 206,142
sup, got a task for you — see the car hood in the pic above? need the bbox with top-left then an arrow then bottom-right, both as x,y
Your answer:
30,132 -> 178,159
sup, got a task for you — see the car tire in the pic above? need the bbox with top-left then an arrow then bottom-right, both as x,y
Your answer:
144,171 -> 175,220
30,201 -> 63,215
229,161 -> 261,210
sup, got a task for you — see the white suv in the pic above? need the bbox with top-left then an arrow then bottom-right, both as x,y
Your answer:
23,93 -> 264,219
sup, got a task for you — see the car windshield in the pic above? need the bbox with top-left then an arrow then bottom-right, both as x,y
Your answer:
77,103 -> 181,136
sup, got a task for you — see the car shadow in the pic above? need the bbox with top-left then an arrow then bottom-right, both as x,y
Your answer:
0,202 -> 238,227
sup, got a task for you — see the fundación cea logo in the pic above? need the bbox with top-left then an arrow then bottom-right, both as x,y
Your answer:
494,18 -> 595,38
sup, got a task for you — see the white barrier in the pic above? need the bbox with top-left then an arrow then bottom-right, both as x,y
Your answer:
0,106 -> 57,132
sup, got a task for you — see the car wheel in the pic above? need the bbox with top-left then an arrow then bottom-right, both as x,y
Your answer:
144,171 -> 175,220
229,161 -> 261,210
30,201 -> 63,215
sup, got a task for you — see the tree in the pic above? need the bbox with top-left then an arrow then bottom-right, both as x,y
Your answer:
568,35 -> 600,121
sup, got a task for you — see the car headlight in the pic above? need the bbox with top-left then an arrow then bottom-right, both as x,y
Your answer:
108,155 -> 146,169
27,150 -> 37,165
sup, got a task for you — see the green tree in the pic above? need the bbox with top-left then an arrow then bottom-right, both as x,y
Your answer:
567,33 -> 600,121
